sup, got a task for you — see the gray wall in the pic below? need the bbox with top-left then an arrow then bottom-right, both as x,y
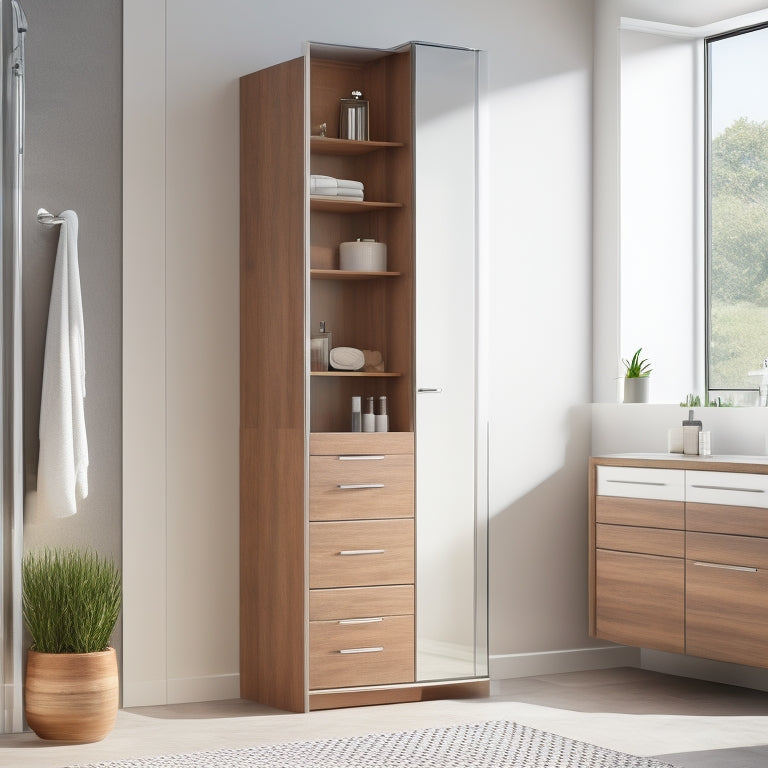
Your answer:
21,0 -> 122,653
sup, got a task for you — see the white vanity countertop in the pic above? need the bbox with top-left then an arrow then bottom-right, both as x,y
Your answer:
592,453 -> 768,469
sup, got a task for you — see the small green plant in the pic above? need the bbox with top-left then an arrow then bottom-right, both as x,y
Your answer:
22,548 -> 121,654
622,348 -> 652,378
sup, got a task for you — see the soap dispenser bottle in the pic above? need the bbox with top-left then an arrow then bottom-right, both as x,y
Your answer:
682,409 -> 702,455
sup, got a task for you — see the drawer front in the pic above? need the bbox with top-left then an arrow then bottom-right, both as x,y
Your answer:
309,519 -> 414,588
596,496 -> 684,529
309,454 -> 413,521
687,531 -> 768,570
309,614 -> 414,689
687,502 -> 768,538
310,432 -> 414,456
309,585 -> 414,621
596,523 -> 684,558
597,466 -> 684,501
686,471 -> 768,509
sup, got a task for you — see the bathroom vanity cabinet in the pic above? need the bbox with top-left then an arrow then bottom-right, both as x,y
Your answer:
590,456 -> 768,668
240,42 -> 488,712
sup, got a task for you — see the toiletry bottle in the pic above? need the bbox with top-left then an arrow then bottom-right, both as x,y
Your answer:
682,409 -> 702,455
351,396 -> 361,432
362,396 -> 375,433
375,395 -> 389,433
311,321 -> 332,371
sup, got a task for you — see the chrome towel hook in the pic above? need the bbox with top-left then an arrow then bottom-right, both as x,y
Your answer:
36,207 -> 65,225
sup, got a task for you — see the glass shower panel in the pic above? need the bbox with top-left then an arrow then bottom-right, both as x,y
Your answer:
414,43 -> 487,682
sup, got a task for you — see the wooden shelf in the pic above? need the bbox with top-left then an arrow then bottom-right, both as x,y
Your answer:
310,269 -> 401,280
310,197 -> 403,213
310,137 -> 405,155
311,371 -> 402,378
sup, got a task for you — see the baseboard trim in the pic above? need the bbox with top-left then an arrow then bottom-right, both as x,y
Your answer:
490,645 -> 640,679
167,673 -> 241,705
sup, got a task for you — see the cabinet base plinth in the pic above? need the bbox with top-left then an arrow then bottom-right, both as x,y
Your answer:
308,679 -> 490,710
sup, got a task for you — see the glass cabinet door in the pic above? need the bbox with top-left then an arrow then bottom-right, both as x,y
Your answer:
414,42 -> 488,682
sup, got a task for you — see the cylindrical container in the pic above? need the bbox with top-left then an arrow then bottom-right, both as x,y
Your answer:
698,430 -> 712,456
339,90 -> 369,141
362,396 -> 375,433
339,239 -> 387,271
375,395 -> 389,433
25,648 -> 119,742
351,396 -> 361,432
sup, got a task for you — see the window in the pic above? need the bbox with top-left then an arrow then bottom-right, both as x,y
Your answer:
707,25 -> 768,394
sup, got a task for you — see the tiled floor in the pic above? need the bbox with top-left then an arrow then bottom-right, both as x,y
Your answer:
1,667 -> 768,767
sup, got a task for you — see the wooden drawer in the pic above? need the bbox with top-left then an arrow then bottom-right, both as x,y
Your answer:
309,454 -> 413,521
596,523 -> 684,558
686,471 -> 768,509
309,614 -> 414,689
309,519 -> 414,588
597,466 -> 684,501
687,502 -> 768,538
310,432 -> 414,456
309,585 -> 414,621
687,532 -> 768,570
596,496 -> 684,529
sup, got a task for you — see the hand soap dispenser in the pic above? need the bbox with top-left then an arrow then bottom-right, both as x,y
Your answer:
682,409 -> 702,455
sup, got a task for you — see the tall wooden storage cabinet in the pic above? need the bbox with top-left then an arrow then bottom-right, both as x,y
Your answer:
240,41 -> 488,713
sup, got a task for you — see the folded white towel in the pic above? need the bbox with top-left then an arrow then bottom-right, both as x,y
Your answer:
311,189 -> 365,200
310,175 -> 364,193
329,346 -> 365,371
37,210 -> 88,518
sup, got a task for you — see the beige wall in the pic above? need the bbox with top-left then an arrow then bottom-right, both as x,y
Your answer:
124,0 -> 599,705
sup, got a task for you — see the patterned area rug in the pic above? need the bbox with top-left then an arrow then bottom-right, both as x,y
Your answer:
70,720 -> 680,768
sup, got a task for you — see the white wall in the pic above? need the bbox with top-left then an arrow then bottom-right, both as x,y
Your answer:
124,0 -> 601,706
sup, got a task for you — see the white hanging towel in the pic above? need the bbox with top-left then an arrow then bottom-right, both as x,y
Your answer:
37,210 -> 88,517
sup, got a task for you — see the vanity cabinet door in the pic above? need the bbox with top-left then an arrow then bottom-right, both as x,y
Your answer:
686,530 -> 768,667
595,549 -> 684,654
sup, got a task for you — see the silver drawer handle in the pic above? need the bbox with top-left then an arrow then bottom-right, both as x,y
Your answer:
607,480 -> 666,486
338,455 -> 385,461
690,484 -> 764,494
692,561 -> 758,573
339,549 -> 385,556
337,483 -> 385,490
339,647 -> 384,655
339,617 -> 383,625
417,387 -> 442,394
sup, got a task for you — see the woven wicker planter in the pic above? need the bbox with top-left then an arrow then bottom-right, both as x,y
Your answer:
24,647 -> 118,742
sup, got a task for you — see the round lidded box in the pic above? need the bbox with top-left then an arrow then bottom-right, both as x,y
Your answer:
339,239 -> 387,271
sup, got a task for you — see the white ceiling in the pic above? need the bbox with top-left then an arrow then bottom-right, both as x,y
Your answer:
621,0 -> 768,26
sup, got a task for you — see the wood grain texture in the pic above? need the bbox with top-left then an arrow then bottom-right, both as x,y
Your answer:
687,531 -> 768,570
591,455 -> 768,474
309,453 -> 413,521
309,614 -> 414,689
595,549 -> 684,653
595,496 -> 684,529
596,524 -> 684,558
686,559 -> 768,667
309,519 -> 414,588
687,502 -> 768,537
240,58 -> 307,713
310,432 -> 413,456
309,585 -> 414,621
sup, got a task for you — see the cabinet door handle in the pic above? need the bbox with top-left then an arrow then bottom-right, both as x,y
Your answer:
606,479 -> 666,487
338,549 -> 385,556
690,484 -> 765,494
692,561 -> 758,573
337,483 -> 385,490
338,455 -> 385,461
338,617 -> 384,625
339,647 -> 384,654
417,387 -> 442,394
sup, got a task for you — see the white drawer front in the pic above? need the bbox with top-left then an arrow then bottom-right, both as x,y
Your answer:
597,466 -> 684,501
686,471 -> 768,508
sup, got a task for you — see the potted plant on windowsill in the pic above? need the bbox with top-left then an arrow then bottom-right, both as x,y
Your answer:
22,547 -> 121,742
622,347 -> 652,403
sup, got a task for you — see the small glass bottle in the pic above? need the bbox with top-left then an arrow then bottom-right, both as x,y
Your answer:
310,321 -> 332,371
375,395 -> 389,432
362,396 -> 376,432
351,396 -> 361,432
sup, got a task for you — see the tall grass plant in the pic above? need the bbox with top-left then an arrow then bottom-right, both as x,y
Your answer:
22,548 -> 121,654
